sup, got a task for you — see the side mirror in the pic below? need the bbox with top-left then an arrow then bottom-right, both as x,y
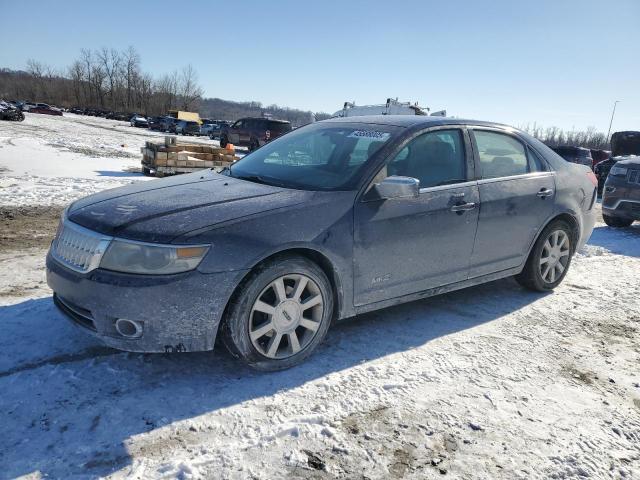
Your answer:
370,176 -> 420,200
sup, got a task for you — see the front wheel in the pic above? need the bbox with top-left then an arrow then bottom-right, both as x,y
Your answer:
516,220 -> 574,292
603,214 -> 633,228
220,256 -> 334,371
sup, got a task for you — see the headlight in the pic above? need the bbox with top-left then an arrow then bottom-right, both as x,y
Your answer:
609,166 -> 627,177
100,240 -> 210,274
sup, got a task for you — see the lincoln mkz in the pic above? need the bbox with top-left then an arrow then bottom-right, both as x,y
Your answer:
47,116 -> 597,370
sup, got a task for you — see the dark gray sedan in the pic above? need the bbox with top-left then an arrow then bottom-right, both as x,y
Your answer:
47,116 -> 597,370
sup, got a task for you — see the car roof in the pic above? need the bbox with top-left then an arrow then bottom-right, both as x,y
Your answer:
240,117 -> 290,123
321,115 -> 509,129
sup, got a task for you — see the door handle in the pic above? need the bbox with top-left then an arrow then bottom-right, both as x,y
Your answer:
536,188 -> 554,198
450,202 -> 476,213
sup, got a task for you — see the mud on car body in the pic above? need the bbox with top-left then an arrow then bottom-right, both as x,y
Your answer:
47,116 -> 597,370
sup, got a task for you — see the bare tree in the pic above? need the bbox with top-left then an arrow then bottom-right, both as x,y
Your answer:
178,65 -> 203,111
97,47 -> 122,109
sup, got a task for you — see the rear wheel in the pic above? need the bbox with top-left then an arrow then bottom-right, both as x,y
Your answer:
220,135 -> 228,148
603,214 -> 633,228
221,256 -> 334,371
516,220 -> 574,292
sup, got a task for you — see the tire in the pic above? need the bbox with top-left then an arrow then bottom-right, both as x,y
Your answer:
515,220 -> 574,292
249,138 -> 259,152
220,135 -> 228,148
602,214 -> 633,228
142,166 -> 152,176
220,255 -> 334,371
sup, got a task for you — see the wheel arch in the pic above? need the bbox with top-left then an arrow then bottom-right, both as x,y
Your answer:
527,211 -> 581,261
220,247 -> 344,330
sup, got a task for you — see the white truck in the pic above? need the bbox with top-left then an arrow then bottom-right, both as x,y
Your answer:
332,98 -> 445,118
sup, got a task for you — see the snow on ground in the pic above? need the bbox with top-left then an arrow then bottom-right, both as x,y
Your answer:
0,113 -> 220,206
0,114 -> 639,479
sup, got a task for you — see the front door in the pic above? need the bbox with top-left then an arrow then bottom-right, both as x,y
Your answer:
468,128 -> 556,277
353,128 -> 480,306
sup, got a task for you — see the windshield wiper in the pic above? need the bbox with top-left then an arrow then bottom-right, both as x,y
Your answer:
234,174 -> 285,187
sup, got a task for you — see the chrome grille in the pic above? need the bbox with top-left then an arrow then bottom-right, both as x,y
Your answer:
51,218 -> 112,273
627,169 -> 640,185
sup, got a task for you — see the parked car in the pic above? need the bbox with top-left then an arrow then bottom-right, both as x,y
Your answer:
203,120 -> 231,139
158,116 -> 178,133
174,120 -> 201,136
130,114 -> 149,128
147,116 -> 164,131
69,107 -> 86,115
551,146 -> 593,167
0,100 -> 25,121
590,149 -> 610,170
28,103 -> 63,116
601,156 -> 640,227
106,111 -> 130,121
594,157 -> 618,194
47,116 -> 597,370
220,117 -> 292,151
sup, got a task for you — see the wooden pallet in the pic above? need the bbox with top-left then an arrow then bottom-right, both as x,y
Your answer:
141,137 -> 237,176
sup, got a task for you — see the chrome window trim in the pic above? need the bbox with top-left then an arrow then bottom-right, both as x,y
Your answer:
476,171 -> 554,186
418,180 -> 477,194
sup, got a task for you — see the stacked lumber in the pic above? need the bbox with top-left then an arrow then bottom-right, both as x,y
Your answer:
141,139 -> 237,169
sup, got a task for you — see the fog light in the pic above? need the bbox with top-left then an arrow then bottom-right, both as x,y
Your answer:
115,318 -> 143,339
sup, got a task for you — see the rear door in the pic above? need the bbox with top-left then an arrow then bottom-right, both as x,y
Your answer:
228,120 -> 244,144
353,127 -> 480,305
468,128 -> 555,277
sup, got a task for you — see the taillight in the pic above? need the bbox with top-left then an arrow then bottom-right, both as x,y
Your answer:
586,171 -> 598,187
265,130 -> 271,140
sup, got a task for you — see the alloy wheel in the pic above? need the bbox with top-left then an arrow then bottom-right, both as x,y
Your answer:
539,230 -> 570,284
249,274 -> 324,359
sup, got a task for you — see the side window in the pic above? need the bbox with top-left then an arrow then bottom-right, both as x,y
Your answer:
233,120 -> 243,129
383,129 -> 466,189
473,130 -> 529,179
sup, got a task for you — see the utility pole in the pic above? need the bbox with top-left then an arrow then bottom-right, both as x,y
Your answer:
606,100 -> 620,143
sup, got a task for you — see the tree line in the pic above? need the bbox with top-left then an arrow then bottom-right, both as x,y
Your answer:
0,47 -> 203,115
520,123 -> 610,150
0,48 -> 329,126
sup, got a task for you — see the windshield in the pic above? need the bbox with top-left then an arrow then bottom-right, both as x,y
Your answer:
228,122 -> 401,190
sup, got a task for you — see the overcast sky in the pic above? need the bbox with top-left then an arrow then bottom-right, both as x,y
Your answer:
1,0 -> 638,132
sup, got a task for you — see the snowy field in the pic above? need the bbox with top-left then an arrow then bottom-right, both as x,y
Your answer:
0,114 -> 639,479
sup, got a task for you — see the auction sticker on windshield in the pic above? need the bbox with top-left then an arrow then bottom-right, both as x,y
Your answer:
348,130 -> 391,141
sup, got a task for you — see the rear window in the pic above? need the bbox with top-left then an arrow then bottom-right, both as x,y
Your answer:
267,121 -> 292,133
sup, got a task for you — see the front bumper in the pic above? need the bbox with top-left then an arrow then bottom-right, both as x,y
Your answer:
46,252 -> 248,353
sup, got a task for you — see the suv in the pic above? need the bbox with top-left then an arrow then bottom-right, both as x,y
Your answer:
552,146 -> 593,167
175,120 -> 201,136
601,156 -> 640,227
220,117 -> 292,151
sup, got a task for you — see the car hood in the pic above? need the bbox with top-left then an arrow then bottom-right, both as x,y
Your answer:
68,171 -> 313,243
